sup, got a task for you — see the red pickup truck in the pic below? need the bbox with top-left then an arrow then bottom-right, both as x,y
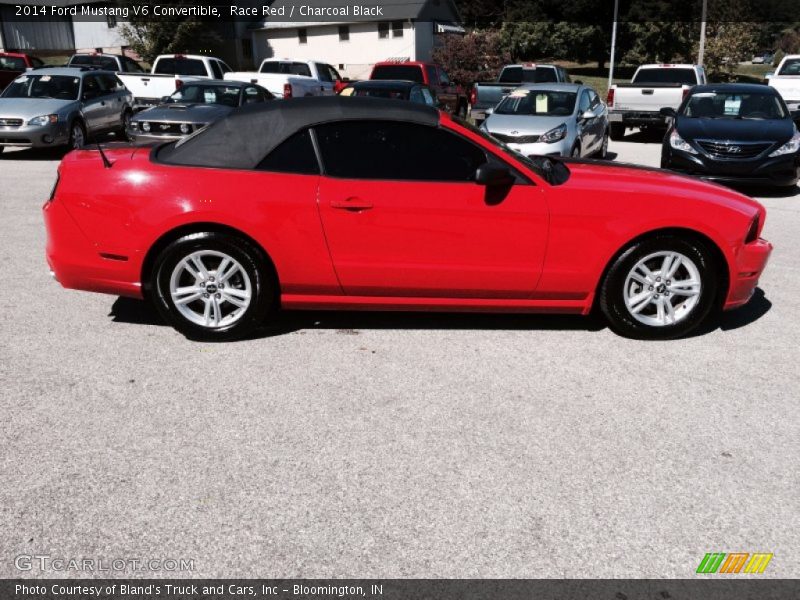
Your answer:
0,52 -> 45,90
369,60 -> 468,117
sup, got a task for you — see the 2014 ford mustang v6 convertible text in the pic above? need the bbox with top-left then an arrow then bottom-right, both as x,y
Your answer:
44,97 -> 772,341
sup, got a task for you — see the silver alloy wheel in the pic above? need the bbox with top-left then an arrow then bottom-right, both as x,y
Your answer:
623,250 -> 702,327
169,250 -> 252,329
71,124 -> 84,148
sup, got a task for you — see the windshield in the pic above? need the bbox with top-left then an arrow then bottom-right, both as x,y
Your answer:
0,56 -> 26,70
70,55 -> 118,70
170,84 -> 241,107
155,58 -> 207,76
1,74 -> 80,100
371,65 -> 424,83
259,61 -> 312,77
778,58 -> 800,76
499,66 -> 558,84
633,68 -> 697,85
682,91 -> 787,119
494,89 -> 577,116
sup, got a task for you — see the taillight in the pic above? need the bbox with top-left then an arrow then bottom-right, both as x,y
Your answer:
606,88 -> 615,108
175,79 -> 183,90
283,83 -> 292,99
469,85 -> 477,106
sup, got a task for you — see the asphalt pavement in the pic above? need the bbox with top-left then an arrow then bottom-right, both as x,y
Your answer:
1,131 -> 798,578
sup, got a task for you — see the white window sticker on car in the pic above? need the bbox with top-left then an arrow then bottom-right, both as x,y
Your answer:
535,94 -> 549,112
724,96 -> 742,115
204,91 -> 216,102
40,75 -> 51,82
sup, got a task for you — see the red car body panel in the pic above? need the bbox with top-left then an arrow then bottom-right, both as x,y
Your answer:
0,52 -> 40,89
44,113 -> 771,317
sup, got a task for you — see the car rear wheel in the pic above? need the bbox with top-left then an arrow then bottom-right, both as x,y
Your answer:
609,123 -> 625,141
69,121 -> 86,149
599,235 -> 719,339
119,110 -> 132,138
151,232 -> 275,341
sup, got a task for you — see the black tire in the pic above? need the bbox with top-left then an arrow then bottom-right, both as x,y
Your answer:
609,123 -> 626,141
119,110 -> 133,139
596,130 -> 609,159
150,232 -> 275,341
68,121 -> 86,149
599,234 -> 720,340
570,143 -> 581,158
0,146 -> 4,155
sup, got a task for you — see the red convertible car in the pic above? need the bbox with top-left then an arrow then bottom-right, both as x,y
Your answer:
44,97 -> 772,341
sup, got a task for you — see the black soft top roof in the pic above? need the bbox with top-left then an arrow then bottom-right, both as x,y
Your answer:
156,96 -> 440,169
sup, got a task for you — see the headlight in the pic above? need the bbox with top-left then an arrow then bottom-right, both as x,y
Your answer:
129,121 -> 139,131
769,131 -> 800,157
180,123 -> 191,134
28,114 -> 58,126
669,130 -> 697,154
142,122 -> 151,132
540,123 -> 567,144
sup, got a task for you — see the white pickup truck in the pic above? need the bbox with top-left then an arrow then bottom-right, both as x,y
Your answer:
606,64 -> 706,139
767,54 -> 800,111
117,54 -> 232,110
224,59 -> 345,99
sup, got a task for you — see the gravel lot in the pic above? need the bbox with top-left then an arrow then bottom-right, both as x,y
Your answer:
1,132 -> 798,579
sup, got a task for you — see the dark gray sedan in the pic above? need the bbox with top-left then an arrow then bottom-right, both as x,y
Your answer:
0,67 -> 133,154
128,81 -> 273,144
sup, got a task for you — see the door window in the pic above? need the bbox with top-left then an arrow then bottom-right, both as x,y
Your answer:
314,121 -> 487,181
81,75 -> 101,99
209,60 -> 223,80
578,91 -> 591,114
256,130 -> 319,175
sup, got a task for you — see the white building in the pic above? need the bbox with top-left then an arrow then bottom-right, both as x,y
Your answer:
250,0 -> 463,79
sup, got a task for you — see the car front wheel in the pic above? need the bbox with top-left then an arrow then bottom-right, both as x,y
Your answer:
69,121 -> 86,149
151,232 -> 275,341
599,235 -> 720,339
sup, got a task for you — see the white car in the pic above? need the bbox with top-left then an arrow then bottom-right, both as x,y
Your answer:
767,54 -> 800,111
224,59 -> 344,99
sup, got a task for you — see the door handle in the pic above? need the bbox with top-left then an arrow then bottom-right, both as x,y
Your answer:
330,198 -> 373,211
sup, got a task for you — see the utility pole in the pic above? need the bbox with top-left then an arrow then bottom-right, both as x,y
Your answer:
698,0 -> 708,65
608,0 -> 619,89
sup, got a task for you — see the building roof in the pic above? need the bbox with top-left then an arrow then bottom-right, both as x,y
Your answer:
157,96 -> 439,170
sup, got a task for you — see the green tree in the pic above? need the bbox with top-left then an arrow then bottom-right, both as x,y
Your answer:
432,30 -> 512,84
119,3 -> 221,63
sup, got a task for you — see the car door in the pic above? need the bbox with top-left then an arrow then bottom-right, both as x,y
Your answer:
315,120 -> 548,298
99,73 -> 127,128
79,75 -> 108,134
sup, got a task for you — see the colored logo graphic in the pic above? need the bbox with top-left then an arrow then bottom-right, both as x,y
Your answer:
696,552 -> 773,574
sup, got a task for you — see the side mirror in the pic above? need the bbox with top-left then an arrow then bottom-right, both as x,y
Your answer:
475,164 -> 515,187
484,107 -> 494,116
582,109 -> 595,120
342,77 -> 350,82
765,72 -> 774,80
660,107 -> 677,117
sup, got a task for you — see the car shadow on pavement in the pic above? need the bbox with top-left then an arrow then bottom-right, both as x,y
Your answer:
618,129 -> 665,144
730,183 -> 800,199
109,296 -> 608,339
109,288 -> 772,341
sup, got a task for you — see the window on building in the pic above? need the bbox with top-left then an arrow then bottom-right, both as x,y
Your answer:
338,25 -> 349,42
298,28 -> 307,44
378,22 -> 389,39
392,21 -> 404,37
